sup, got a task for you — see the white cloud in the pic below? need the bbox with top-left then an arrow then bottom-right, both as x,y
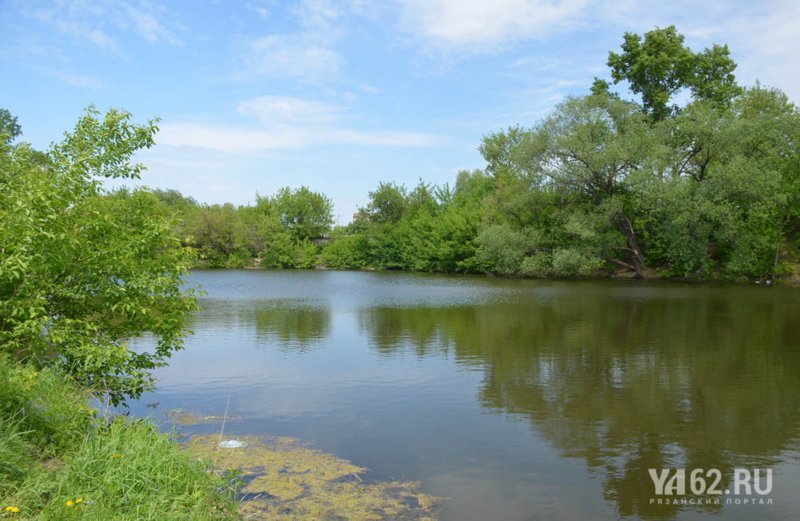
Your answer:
393,0 -> 800,100
29,5 -> 117,50
237,96 -> 342,124
50,71 -> 110,89
237,0 -> 365,83
23,0 -> 182,50
397,0 -> 590,52
123,4 -> 182,45
293,0 -> 340,30
242,35 -> 343,81
157,123 -> 444,152
157,124 -> 301,152
245,2 -> 271,19
359,84 -> 380,94
157,95 -> 444,152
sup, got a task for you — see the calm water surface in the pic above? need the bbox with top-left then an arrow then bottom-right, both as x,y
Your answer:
129,270 -> 800,521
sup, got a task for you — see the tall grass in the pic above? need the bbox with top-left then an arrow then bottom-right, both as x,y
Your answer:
0,355 -> 238,520
0,414 -> 32,484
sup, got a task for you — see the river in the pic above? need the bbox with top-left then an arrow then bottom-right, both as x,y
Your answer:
129,270 -> 800,520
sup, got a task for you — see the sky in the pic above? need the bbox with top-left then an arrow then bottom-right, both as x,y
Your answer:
2,0 -> 798,223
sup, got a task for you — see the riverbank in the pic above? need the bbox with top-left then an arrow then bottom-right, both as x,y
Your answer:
0,355 -> 238,520
0,354 -> 443,520
189,259 -> 800,286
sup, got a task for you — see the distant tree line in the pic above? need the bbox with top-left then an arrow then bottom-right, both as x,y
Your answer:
148,186 -> 334,269
142,27 -> 799,280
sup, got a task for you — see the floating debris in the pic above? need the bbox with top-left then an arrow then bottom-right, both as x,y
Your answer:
186,435 -> 443,520
218,439 -> 248,449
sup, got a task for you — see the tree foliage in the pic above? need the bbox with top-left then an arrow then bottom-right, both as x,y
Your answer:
143,48 -> 798,282
608,25 -> 741,121
151,185 -> 333,269
272,186 -> 334,242
0,109 -> 22,145
0,107 -> 196,404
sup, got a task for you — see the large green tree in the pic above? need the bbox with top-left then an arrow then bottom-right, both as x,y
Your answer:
272,186 -> 334,242
645,87 -> 800,278
479,94 -> 655,278
0,107 -> 196,404
607,25 -> 741,121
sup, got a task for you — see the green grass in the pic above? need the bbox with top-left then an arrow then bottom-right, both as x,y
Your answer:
0,355 -> 238,520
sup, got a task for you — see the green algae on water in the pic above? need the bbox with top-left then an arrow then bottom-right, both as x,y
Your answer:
164,408 -> 241,426
187,435 -> 443,520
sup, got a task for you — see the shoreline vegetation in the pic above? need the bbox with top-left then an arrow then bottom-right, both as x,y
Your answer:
148,28 -> 799,285
0,26 -> 798,519
1,358 -> 439,520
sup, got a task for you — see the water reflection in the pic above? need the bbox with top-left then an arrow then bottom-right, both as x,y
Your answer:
358,287 -> 800,519
139,273 -> 800,520
244,301 -> 330,351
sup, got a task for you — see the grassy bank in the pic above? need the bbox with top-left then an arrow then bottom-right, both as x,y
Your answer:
0,355 -> 238,520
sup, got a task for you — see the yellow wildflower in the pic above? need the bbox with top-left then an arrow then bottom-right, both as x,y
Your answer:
4,506 -> 21,513
75,498 -> 83,504
66,500 -> 75,507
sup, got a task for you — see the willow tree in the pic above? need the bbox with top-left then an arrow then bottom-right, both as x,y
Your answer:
647,86 -> 800,278
479,94 -> 655,278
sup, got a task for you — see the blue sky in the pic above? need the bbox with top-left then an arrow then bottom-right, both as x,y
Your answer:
2,0 -> 798,222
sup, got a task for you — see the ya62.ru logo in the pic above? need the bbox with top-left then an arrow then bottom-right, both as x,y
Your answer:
649,468 -> 773,496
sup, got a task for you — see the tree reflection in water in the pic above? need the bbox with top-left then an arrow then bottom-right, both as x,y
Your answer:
247,301 -> 331,352
358,285 -> 800,519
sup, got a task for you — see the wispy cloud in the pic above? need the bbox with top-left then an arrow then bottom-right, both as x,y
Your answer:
235,0 -> 354,83
157,95 -> 445,152
122,3 -> 182,45
240,35 -> 344,81
21,0 -> 183,51
233,0 -> 370,83
237,96 -> 342,124
50,71 -> 110,89
292,0 -> 340,31
396,0 -> 591,53
358,84 -> 380,95
28,4 -> 117,51
157,124 -> 444,152
245,2 -> 271,19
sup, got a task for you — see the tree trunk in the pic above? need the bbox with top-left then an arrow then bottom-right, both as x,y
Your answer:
614,213 -> 644,279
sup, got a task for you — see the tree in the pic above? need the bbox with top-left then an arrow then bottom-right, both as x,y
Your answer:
272,186 -> 334,241
363,182 -> 407,224
480,94 -> 655,278
607,26 -> 740,121
0,107 -> 196,404
0,108 -> 22,145
191,203 -> 242,267
654,87 -> 800,278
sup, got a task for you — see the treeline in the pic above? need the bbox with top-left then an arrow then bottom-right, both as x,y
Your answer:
150,186 -> 333,269
149,26 -> 800,281
150,173 -> 490,273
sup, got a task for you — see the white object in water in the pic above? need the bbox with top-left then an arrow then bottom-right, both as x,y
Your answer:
218,439 -> 248,449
